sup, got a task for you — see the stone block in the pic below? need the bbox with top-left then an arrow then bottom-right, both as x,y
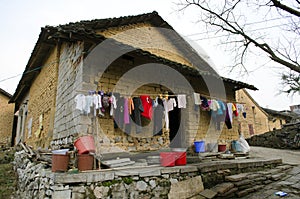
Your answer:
180,166 -> 198,173
211,182 -> 235,194
271,173 -> 286,181
168,176 -> 204,199
225,173 -> 248,182
136,181 -> 148,191
139,168 -> 161,177
289,166 -> 300,175
236,185 -> 264,198
234,179 -> 254,187
161,167 -> 180,174
94,186 -> 109,199
52,189 -> 71,199
71,192 -> 85,199
199,189 -> 217,199
86,171 -> 114,183
54,173 -> 87,184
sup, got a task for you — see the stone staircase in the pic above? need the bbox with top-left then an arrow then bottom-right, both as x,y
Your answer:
194,164 -> 294,198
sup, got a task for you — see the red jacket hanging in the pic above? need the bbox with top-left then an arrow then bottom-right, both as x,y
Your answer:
140,95 -> 153,120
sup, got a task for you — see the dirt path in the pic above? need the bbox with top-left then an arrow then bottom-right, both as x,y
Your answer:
249,146 -> 300,165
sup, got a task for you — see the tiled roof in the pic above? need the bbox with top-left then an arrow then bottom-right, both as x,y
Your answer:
0,88 -> 12,99
10,11 -> 257,103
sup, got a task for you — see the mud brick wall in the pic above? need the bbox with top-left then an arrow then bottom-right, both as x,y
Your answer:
98,23 -> 193,68
0,93 -> 14,146
25,46 -> 59,148
236,89 -> 286,139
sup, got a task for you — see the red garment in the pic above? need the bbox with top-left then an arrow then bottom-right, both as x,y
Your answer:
140,95 -> 153,120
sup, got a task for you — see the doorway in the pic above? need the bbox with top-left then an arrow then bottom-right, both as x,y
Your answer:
168,97 -> 184,148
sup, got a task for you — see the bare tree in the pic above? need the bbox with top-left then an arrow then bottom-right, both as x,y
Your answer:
180,0 -> 300,94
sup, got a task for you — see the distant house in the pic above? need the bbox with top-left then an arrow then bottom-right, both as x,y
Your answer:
290,104 -> 300,115
236,89 -> 294,138
9,12 -> 257,153
0,88 -> 15,147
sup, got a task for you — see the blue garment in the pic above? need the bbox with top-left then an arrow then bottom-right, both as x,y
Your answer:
217,100 -> 226,115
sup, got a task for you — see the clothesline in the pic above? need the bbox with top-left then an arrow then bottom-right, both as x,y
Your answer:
75,90 -> 245,104
199,93 -> 246,104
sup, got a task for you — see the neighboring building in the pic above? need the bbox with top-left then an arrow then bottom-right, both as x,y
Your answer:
290,104 -> 300,115
236,89 -> 294,138
0,88 -> 15,147
262,108 -> 296,129
9,12 -> 257,153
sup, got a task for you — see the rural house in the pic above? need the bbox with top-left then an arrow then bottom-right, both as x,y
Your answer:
9,11 -> 257,155
0,88 -> 15,147
236,89 -> 295,138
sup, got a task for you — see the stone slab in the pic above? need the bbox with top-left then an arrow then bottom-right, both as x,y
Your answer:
180,166 -> 198,173
102,158 -> 131,166
199,189 -> 217,199
161,167 -> 180,174
225,173 -> 248,182
54,173 -> 87,184
168,176 -> 204,199
139,168 -> 161,177
211,182 -> 235,194
86,171 -> 114,183
52,190 -> 71,199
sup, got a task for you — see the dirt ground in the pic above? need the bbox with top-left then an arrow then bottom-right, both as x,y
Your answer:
249,146 -> 300,165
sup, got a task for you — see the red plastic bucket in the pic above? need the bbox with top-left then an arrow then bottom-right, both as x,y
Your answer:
52,154 -> 70,172
218,144 -> 227,152
77,154 -> 94,171
174,152 -> 187,166
160,152 -> 175,167
74,135 -> 96,154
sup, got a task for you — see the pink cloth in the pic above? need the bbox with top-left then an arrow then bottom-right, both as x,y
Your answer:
124,98 -> 130,124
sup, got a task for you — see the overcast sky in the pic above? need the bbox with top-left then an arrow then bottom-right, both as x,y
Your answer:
0,0 -> 299,110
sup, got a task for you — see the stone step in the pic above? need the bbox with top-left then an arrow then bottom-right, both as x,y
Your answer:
210,164 -> 292,198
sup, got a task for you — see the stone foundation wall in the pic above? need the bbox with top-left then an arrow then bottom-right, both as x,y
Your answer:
13,149 -> 282,199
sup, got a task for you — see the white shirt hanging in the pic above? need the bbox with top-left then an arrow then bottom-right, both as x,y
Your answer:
177,94 -> 187,108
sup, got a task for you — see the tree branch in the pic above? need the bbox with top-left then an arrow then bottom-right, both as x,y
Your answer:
270,0 -> 300,17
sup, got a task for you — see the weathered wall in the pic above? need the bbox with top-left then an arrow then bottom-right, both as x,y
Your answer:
52,42 -> 84,147
25,46 -> 59,148
0,93 -> 14,146
13,148 -> 283,199
98,23 -> 193,68
236,89 -> 270,138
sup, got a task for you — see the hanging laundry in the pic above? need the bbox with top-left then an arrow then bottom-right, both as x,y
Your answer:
236,103 -> 246,118
177,94 -> 187,108
217,100 -> 226,115
193,93 -> 201,105
227,103 -> 234,123
167,98 -> 177,112
85,92 -> 94,114
200,96 -> 210,111
233,103 -> 238,117
124,98 -> 130,124
132,97 -> 144,133
140,95 -> 153,120
225,104 -> 233,129
215,100 -> 226,130
114,96 -> 124,129
128,97 -> 134,114
209,99 -> 220,111
163,98 -> 169,131
75,94 -> 86,113
153,98 -> 164,135
110,94 -> 117,116
153,96 -> 159,108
